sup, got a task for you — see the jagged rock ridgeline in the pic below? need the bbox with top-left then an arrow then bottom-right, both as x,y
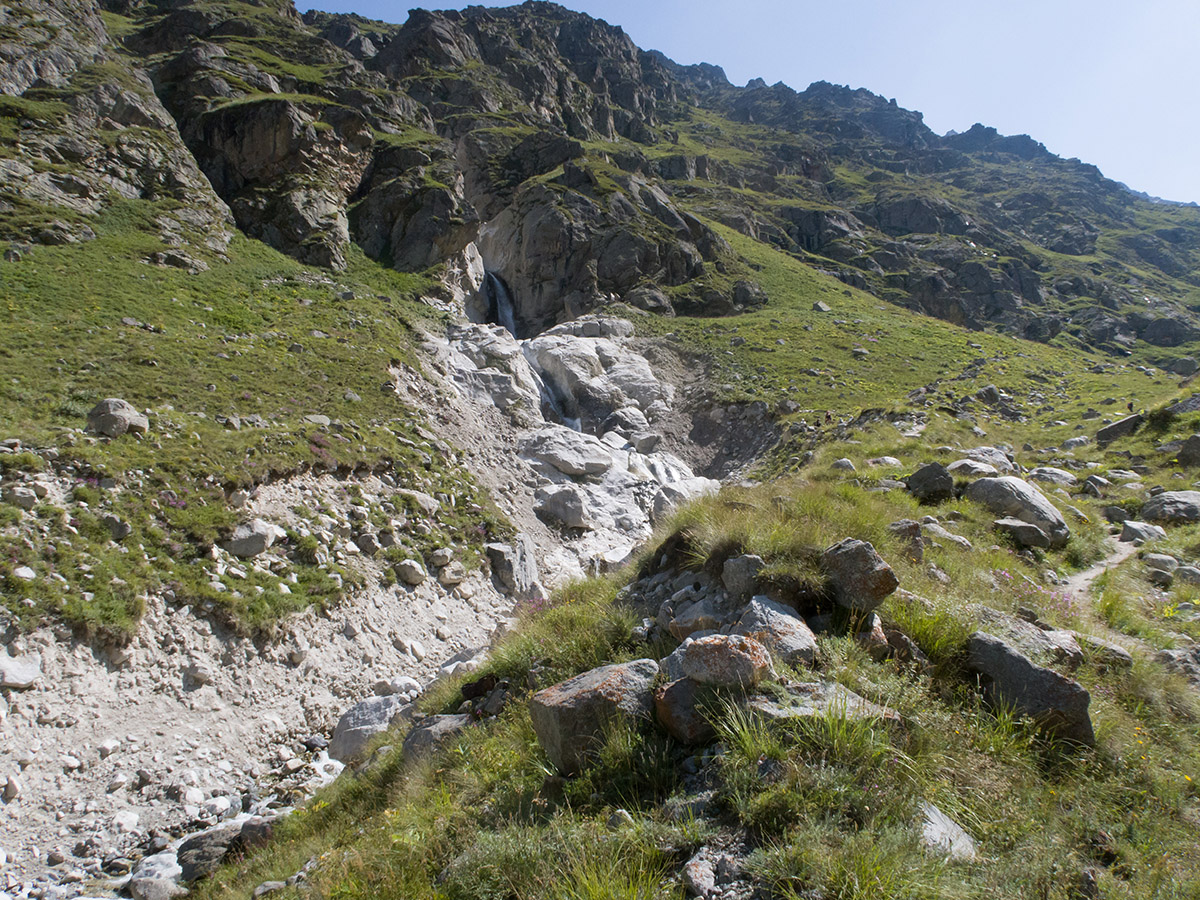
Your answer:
3,0 -> 1200,347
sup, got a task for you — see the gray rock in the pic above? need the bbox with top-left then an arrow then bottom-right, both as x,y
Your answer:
535,483 -> 591,529
906,462 -> 954,503
486,534 -> 542,600
129,851 -> 185,900
1169,358 -> 1198,376
650,477 -> 720,521
993,516 -> 1050,549
668,596 -> 725,640
831,457 -> 856,471
964,477 -> 1069,548
1096,414 -> 1144,444
1143,491 -> 1200,524
654,677 -> 716,745
732,596 -> 817,666
920,802 -> 977,861
1073,632 -> 1133,669
396,488 -> 440,516
2,485 -> 36,510
680,634 -> 774,687
223,519 -> 281,558
1061,436 -> 1090,450
529,659 -> 658,774
1120,520 -> 1166,544
394,559 -> 427,585
437,561 -> 466,586
1175,565 -> 1200,586
1177,435 -> 1200,467
965,446 -> 1016,473
522,425 -> 612,476
921,521 -> 973,551
87,398 -> 149,437
329,694 -> 408,763
1028,467 -> 1078,487
821,538 -> 899,612
177,825 -> 239,882
401,714 -> 471,761
721,554 -> 764,601
888,519 -> 924,562
0,651 -> 41,689
975,607 -> 1083,669
1144,553 -> 1179,573
967,632 -> 1094,745
945,459 -> 997,478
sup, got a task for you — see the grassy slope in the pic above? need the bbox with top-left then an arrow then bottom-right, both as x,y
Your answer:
0,198 -> 509,638
190,451 -> 1200,900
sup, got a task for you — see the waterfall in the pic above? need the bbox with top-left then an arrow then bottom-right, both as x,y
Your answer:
522,345 -> 582,431
485,272 -> 518,338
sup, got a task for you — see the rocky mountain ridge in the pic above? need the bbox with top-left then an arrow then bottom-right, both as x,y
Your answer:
3,0 -> 1199,352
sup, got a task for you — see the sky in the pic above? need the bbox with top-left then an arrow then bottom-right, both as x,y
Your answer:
297,0 -> 1200,203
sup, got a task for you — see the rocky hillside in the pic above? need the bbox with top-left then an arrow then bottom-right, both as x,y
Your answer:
2,1 -> 1200,898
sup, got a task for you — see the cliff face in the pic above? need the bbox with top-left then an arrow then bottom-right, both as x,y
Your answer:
3,0 -> 1197,349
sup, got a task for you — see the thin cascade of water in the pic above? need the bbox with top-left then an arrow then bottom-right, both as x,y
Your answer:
485,271 -> 518,337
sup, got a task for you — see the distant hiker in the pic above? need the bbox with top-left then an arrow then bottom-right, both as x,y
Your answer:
824,411 -> 833,424
1127,401 -> 1134,412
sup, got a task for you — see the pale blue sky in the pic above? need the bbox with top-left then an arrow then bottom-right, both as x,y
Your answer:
299,0 -> 1200,203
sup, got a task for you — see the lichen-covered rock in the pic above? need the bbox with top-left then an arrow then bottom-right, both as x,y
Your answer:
821,538 -> 899,612
679,634 -> 773,687
732,596 -> 817,666
529,659 -> 658,774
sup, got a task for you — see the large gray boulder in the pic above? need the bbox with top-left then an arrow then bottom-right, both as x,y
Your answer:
1096,414 -> 1143,444
967,632 -> 1094,745
906,462 -> 954,503
821,538 -> 899,612
88,398 -> 149,437
1120,520 -> 1166,544
732,596 -> 818,666
329,694 -> 408,763
521,425 -> 612,475
964,477 -> 1069,548
946,459 -> 998,478
1142,491 -> 1200,524
529,659 -> 658,774
535,483 -> 591,529
974,607 -> 1083,670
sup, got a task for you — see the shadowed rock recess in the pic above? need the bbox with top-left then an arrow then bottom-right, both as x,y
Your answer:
4,0 -> 1200,898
